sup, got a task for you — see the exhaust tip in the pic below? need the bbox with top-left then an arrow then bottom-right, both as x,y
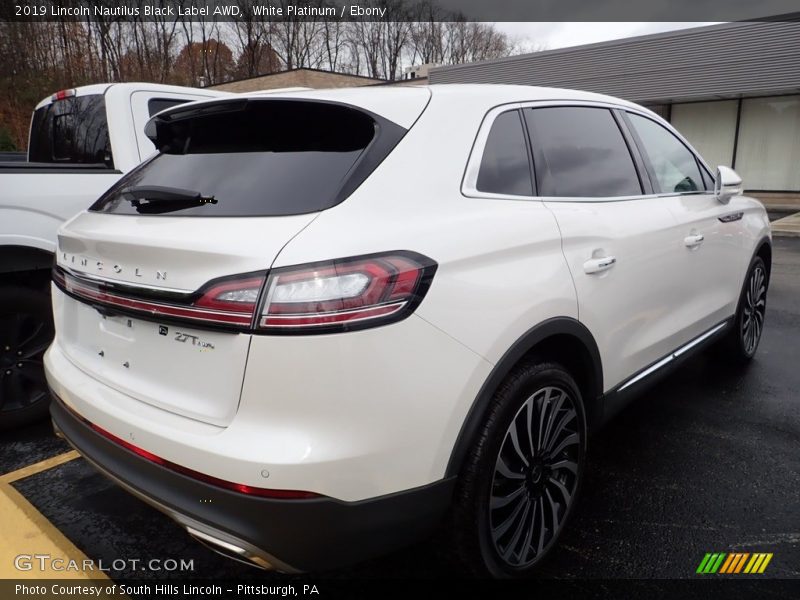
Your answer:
52,419 -> 65,440
186,526 -> 273,570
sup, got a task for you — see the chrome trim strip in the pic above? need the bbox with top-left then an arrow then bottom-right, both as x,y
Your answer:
260,300 -> 407,328
460,99 -> 715,204
617,322 -> 728,392
59,265 -> 192,295
673,322 -> 727,358
618,355 -> 673,392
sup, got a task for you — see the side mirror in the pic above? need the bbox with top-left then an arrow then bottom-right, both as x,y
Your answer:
714,166 -> 742,204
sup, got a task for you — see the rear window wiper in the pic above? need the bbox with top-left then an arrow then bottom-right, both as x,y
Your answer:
120,185 -> 217,214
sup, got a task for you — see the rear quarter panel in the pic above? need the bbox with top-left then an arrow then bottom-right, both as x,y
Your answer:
270,93 -> 577,488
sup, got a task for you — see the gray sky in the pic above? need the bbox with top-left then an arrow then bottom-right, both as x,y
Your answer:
496,22 -> 721,52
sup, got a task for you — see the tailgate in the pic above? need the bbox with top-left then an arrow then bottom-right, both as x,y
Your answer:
50,96 -> 409,426
54,211 -> 316,426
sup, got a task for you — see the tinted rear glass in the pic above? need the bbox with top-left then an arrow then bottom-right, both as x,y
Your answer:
91,100 -> 398,217
148,98 -> 189,117
525,107 -> 642,198
476,110 -> 533,196
29,95 -> 112,167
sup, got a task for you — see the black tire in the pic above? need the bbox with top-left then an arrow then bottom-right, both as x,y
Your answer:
448,361 -> 587,577
0,284 -> 54,430
719,256 -> 768,363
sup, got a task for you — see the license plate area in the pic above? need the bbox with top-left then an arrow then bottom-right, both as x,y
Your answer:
56,293 -> 250,426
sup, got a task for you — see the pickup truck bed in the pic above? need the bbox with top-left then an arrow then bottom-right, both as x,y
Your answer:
0,82 -> 227,430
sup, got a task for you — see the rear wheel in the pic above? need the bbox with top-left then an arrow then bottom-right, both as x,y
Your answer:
449,361 -> 587,577
0,284 -> 54,430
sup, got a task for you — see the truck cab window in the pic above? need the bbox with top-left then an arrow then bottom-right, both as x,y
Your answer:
29,95 -> 113,168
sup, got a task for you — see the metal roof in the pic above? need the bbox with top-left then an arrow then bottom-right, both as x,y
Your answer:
429,21 -> 800,104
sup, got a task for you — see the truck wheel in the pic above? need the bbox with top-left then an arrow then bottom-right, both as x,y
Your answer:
448,361 -> 587,577
0,284 -> 54,430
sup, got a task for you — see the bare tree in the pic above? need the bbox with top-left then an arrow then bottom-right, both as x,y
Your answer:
233,0 -> 279,78
0,0 -> 533,150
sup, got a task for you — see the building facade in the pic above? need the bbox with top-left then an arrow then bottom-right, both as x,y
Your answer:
430,21 -> 800,194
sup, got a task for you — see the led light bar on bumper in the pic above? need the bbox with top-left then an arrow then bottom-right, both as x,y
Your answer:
53,251 -> 437,334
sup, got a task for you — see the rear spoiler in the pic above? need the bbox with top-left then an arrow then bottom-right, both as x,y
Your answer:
144,98 -> 249,146
144,97 -> 395,153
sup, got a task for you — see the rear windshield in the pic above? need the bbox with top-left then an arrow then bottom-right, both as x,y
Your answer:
29,95 -> 112,167
90,100 -> 405,217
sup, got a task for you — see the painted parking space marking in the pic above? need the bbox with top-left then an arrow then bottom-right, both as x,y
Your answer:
0,450 -> 110,580
0,450 -> 79,484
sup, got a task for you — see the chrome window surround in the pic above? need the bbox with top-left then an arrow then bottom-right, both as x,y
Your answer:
461,99 -> 717,204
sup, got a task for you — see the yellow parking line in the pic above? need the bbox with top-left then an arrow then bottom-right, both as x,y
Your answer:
0,450 -> 80,484
0,481 -> 109,580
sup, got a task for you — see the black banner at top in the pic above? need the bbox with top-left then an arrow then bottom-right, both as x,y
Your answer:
1,0 -> 800,22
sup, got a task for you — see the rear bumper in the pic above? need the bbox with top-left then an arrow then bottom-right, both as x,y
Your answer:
50,396 -> 455,572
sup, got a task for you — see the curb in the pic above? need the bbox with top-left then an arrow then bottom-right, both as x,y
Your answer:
770,211 -> 800,238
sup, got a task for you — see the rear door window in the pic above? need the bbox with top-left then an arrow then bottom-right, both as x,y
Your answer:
90,100 -> 405,217
626,112 -> 706,193
29,95 -> 112,167
476,110 -> 533,196
524,106 -> 642,198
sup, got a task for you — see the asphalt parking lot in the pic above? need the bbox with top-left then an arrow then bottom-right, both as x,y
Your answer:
1,238 -> 798,583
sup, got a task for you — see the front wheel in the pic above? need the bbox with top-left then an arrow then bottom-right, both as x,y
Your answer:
0,284 -> 54,430
448,361 -> 587,577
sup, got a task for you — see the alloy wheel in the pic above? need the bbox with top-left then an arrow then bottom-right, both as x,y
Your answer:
489,385 -> 581,568
741,265 -> 766,356
0,313 -> 52,413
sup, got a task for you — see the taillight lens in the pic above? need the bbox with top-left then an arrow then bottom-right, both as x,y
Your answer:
259,252 -> 437,333
194,276 -> 264,314
53,268 -> 265,330
53,251 -> 436,334
51,88 -> 76,102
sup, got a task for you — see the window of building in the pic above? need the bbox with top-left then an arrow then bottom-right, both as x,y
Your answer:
476,110 -> 533,196
524,106 -> 641,198
627,113 -> 705,193
671,100 -> 738,173
734,95 -> 800,191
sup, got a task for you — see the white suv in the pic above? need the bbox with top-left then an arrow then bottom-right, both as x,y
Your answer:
44,85 -> 771,577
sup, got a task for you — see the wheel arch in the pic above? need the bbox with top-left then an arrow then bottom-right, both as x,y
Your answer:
755,236 -> 772,279
445,317 -> 603,478
0,245 -> 54,285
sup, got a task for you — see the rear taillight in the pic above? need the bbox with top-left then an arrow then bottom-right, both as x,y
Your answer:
53,251 -> 436,334
51,89 -> 76,102
259,252 -> 437,333
53,268 -> 265,330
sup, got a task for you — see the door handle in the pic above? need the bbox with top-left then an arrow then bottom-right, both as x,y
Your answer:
684,234 -> 705,248
583,256 -> 616,274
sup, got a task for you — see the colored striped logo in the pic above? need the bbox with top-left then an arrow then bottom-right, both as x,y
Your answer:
696,552 -> 773,574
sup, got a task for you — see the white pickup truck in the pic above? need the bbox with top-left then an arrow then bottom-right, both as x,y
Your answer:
0,83 -> 227,429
